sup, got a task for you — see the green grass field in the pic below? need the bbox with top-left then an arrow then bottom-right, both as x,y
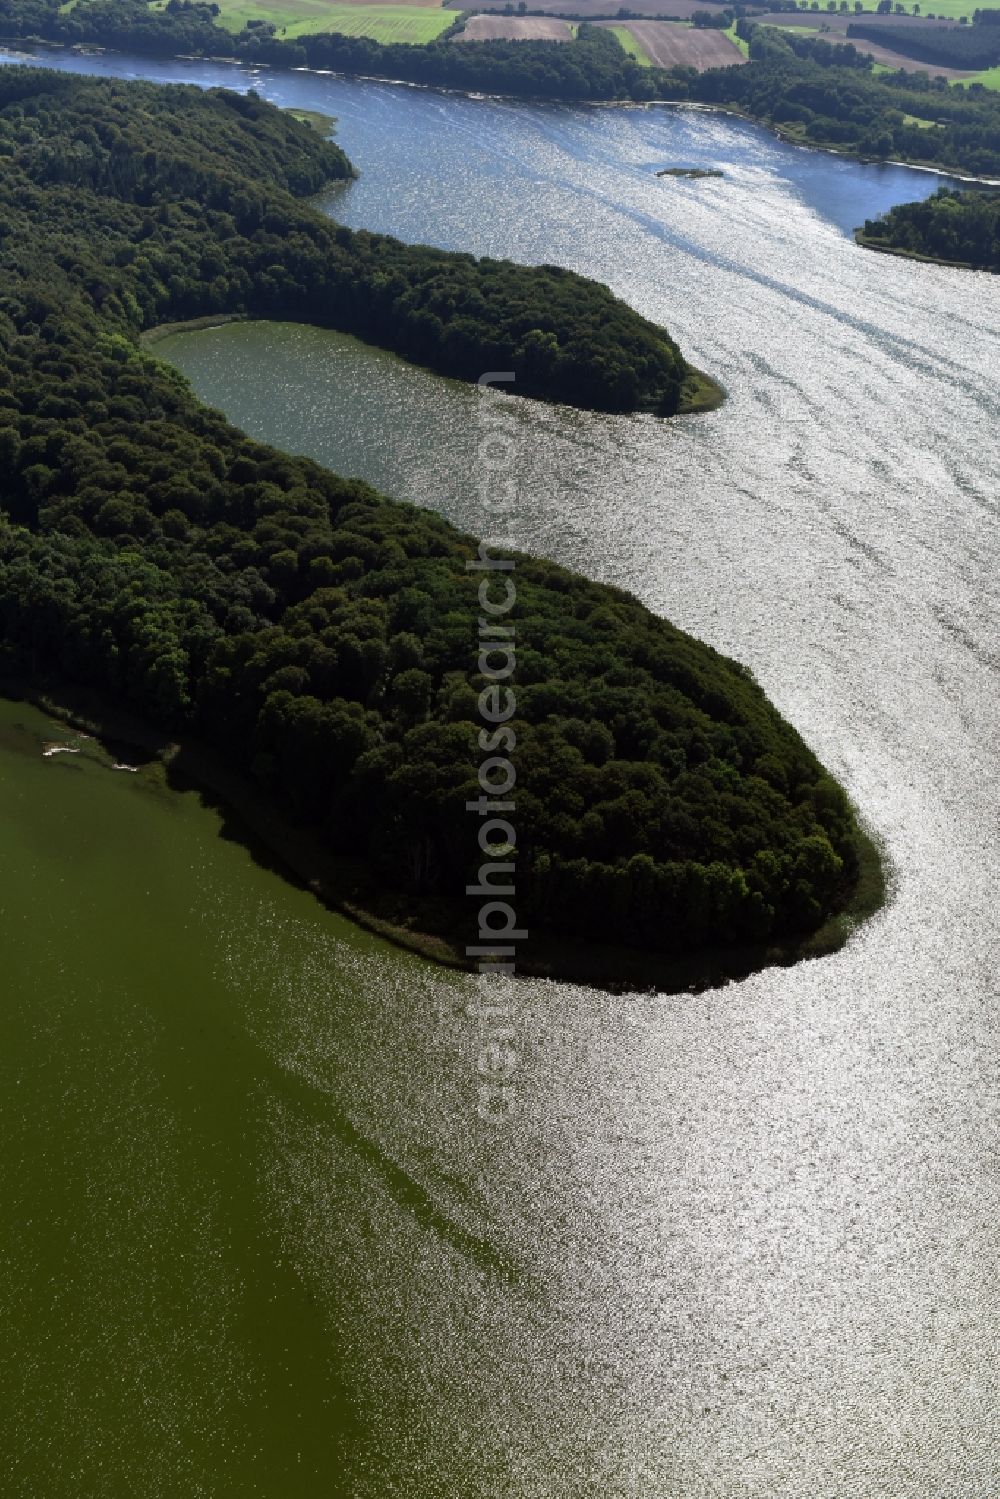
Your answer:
900,0 -> 977,17
959,64 -> 1000,87
198,0 -> 455,43
608,25 -> 653,65
286,107 -> 337,132
725,21 -> 750,57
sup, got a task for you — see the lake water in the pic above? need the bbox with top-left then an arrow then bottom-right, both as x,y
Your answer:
1,47 -> 998,1499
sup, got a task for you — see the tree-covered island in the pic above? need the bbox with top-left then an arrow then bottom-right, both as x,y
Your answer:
0,71 -> 877,982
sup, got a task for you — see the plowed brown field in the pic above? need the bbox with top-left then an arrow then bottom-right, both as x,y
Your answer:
446,0 -> 732,16
754,11 -> 959,29
457,14 -> 574,40
598,20 -> 744,69
848,39 -> 974,76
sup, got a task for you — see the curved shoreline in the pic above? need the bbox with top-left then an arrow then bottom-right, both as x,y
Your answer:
3,676 -> 887,996
140,312 -> 248,348
854,228 -> 993,271
2,37 -> 998,186
680,101 -> 1000,186
141,313 -> 726,417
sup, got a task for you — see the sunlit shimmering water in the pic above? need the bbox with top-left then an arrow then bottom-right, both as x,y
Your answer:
2,47 -> 999,1498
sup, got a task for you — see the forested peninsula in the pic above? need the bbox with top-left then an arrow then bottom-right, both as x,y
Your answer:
858,187 -> 1000,270
0,73 -> 714,416
0,71 -> 872,977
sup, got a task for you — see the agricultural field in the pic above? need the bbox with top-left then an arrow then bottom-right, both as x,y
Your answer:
597,18 -> 745,67
445,0 -> 733,17
204,0 -> 456,41
607,23 -> 654,62
457,14 -> 574,40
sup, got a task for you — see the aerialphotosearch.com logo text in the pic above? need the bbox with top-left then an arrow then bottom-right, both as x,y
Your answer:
466,371 -> 522,1123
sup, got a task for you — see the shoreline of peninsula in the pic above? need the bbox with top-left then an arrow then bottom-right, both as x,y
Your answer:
3,676 -> 887,995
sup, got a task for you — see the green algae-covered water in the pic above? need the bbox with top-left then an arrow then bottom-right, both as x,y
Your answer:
0,699 -> 488,1498
0,698 -> 632,1499
0,701 -> 352,1492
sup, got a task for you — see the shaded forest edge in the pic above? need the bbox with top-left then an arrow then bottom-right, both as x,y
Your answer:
856,187 -> 1000,271
0,73 -> 880,977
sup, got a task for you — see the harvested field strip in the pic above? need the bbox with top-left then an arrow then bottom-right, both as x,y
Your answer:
445,0 -> 733,16
597,19 -> 744,70
753,11 -> 960,30
457,14 -> 574,41
844,36 -> 976,78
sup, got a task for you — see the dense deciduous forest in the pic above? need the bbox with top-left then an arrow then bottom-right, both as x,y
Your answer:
858,186 -> 1000,266
276,22 -> 659,99
0,71 -> 865,956
0,68 -> 697,413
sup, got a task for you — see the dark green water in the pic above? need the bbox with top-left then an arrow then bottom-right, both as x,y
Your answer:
0,699 -> 473,1497
153,321 -> 480,510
